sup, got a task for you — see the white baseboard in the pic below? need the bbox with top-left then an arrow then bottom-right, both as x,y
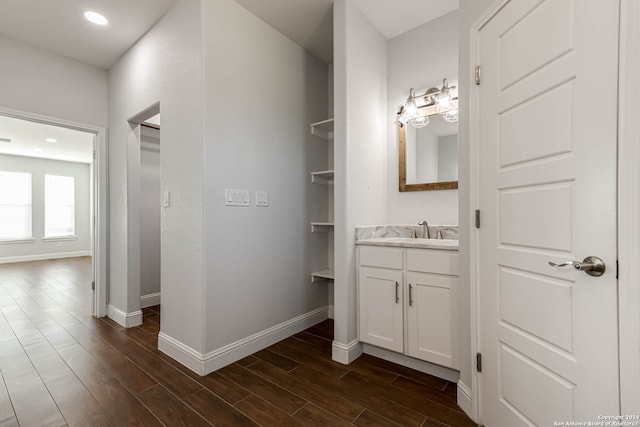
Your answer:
158,332 -> 206,375
140,292 -> 161,308
159,306 -> 329,376
457,380 -> 473,419
362,343 -> 460,383
332,339 -> 363,365
108,304 -> 143,328
0,250 -> 91,264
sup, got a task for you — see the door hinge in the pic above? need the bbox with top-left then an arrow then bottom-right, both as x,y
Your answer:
616,260 -> 619,279
475,65 -> 481,85
91,281 -> 95,291
476,352 -> 482,372
475,209 -> 481,229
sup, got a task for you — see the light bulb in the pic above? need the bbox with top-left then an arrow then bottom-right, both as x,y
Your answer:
436,90 -> 453,114
84,11 -> 109,26
443,109 -> 459,123
410,116 -> 429,128
402,88 -> 421,120
405,97 -> 419,119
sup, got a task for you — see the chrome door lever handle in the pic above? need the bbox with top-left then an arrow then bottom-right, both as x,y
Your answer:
548,260 -> 579,268
548,256 -> 606,277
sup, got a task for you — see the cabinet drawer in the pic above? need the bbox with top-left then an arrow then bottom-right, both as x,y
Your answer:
406,249 -> 458,275
359,246 -> 403,270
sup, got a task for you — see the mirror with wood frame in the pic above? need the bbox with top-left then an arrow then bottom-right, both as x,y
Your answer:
399,101 -> 458,192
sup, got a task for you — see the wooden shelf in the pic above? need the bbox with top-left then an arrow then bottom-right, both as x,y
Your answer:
311,222 -> 334,233
311,269 -> 334,283
311,170 -> 334,184
310,118 -> 334,140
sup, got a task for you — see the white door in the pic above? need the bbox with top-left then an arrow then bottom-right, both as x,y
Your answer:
358,267 -> 404,352
477,0 -> 619,425
406,273 -> 458,369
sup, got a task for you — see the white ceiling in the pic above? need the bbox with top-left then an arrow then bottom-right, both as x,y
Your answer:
352,0 -> 459,40
234,0 -> 334,64
0,0 -> 176,69
0,115 -> 94,163
234,0 -> 459,64
0,0 -> 457,69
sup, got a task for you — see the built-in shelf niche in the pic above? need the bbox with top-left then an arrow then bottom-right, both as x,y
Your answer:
311,268 -> 335,283
310,118 -> 334,140
309,118 -> 334,285
311,169 -> 334,184
311,222 -> 334,233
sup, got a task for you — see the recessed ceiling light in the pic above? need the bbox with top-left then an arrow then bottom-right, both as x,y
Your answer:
33,148 -> 44,152
84,11 -> 109,26
45,138 -> 57,143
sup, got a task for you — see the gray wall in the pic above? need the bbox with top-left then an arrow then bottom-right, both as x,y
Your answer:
108,0 -> 205,350
333,0 -> 388,356
0,154 -> 91,260
0,36 -> 107,128
386,11 -> 459,224
202,0 -> 329,352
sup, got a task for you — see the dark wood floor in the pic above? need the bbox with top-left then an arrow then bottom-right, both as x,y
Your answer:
0,257 -> 475,427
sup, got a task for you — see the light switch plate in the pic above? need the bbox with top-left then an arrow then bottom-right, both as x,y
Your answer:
256,190 -> 269,207
225,189 -> 250,207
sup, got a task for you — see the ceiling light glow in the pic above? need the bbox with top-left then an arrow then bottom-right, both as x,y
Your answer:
45,138 -> 57,143
84,11 -> 108,26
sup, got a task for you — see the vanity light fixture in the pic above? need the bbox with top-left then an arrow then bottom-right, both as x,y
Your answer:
398,78 -> 459,128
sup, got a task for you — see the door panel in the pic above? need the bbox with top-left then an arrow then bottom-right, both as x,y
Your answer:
499,0 -> 575,89
358,267 -> 403,352
477,0 -> 619,424
499,267 -> 574,353
406,272 -> 458,368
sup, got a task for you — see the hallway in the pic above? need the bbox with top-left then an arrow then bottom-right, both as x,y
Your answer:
0,258 -> 474,427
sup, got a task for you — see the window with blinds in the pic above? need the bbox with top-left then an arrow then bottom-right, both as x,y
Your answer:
45,175 -> 75,238
0,171 -> 32,240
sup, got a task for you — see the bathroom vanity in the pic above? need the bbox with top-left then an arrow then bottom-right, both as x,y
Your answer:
356,227 -> 459,371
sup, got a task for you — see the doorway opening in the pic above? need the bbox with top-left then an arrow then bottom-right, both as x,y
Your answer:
0,109 -> 107,316
139,114 -> 161,332
127,103 -> 161,335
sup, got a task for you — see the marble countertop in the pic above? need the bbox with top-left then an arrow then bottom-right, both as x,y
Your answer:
356,237 -> 459,250
355,224 -> 459,240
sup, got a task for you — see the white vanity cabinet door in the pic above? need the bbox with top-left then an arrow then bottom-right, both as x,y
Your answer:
358,266 -> 404,353
406,272 -> 458,369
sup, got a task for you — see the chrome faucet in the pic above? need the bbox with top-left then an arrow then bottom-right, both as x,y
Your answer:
418,220 -> 430,239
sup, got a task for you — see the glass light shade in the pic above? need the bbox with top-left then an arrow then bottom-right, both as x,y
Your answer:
443,109 -> 459,123
398,109 -> 409,125
410,116 -> 429,128
435,90 -> 454,114
404,96 -> 419,120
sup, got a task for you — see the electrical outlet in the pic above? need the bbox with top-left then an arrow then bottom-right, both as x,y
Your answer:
57,242 -> 62,247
